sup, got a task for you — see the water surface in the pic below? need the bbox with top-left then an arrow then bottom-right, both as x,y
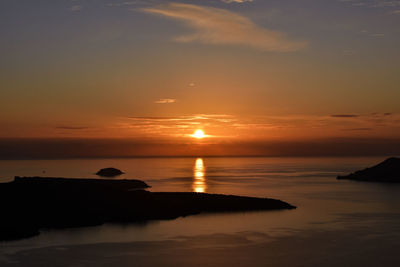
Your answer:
1,157 -> 399,266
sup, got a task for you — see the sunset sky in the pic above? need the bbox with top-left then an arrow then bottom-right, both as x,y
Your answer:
1,0 -> 400,157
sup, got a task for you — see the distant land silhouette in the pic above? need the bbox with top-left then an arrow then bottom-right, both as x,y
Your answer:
337,157 -> 400,182
0,177 -> 295,241
96,167 -> 124,177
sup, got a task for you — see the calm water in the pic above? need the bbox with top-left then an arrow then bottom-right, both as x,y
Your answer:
1,157 -> 400,266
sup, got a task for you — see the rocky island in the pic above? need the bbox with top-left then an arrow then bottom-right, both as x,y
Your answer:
95,167 -> 125,177
0,176 -> 295,241
337,157 -> 400,182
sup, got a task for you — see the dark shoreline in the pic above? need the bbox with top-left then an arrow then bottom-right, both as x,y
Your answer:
337,157 -> 400,182
0,177 -> 295,241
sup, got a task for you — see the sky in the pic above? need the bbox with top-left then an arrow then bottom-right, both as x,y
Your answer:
0,0 -> 400,157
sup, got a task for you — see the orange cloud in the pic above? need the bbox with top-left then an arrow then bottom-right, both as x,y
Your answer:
154,98 -> 177,104
142,3 -> 307,52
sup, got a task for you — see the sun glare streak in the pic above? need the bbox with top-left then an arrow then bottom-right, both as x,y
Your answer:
193,158 -> 206,193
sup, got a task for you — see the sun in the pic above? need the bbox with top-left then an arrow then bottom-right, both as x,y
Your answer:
192,129 -> 206,139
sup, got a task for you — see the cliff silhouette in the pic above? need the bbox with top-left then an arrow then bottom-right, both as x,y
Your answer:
337,157 -> 400,182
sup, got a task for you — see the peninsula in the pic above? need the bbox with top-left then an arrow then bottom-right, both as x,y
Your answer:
0,176 -> 295,241
337,157 -> 400,182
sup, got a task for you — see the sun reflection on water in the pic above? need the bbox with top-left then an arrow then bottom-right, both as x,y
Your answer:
193,158 -> 206,193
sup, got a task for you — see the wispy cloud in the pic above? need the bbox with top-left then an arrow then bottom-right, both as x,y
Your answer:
56,126 -> 90,130
339,0 -> 400,8
69,5 -> 82,11
118,114 -> 235,137
359,29 -> 386,38
142,3 -> 307,52
222,0 -> 253,3
331,114 -> 359,118
371,0 -> 400,7
115,113 -> 400,140
36,113 -> 400,140
154,98 -> 177,104
341,127 -> 372,131
109,0 -> 253,7
108,1 -> 141,7
126,114 -> 234,124
370,33 -> 385,37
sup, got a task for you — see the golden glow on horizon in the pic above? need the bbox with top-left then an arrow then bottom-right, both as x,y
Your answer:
193,158 -> 206,193
192,129 -> 206,139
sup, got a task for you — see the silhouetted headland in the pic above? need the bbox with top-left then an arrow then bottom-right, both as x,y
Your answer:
96,167 -> 124,177
0,176 -> 295,241
337,157 -> 400,182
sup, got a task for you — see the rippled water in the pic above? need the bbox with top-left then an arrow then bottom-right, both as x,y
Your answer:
1,157 -> 399,266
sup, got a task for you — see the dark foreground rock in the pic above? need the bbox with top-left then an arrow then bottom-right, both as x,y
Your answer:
0,177 -> 295,241
337,157 -> 400,182
96,168 -> 124,177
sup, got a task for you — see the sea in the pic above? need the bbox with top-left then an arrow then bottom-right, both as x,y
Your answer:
1,157 -> 399,267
